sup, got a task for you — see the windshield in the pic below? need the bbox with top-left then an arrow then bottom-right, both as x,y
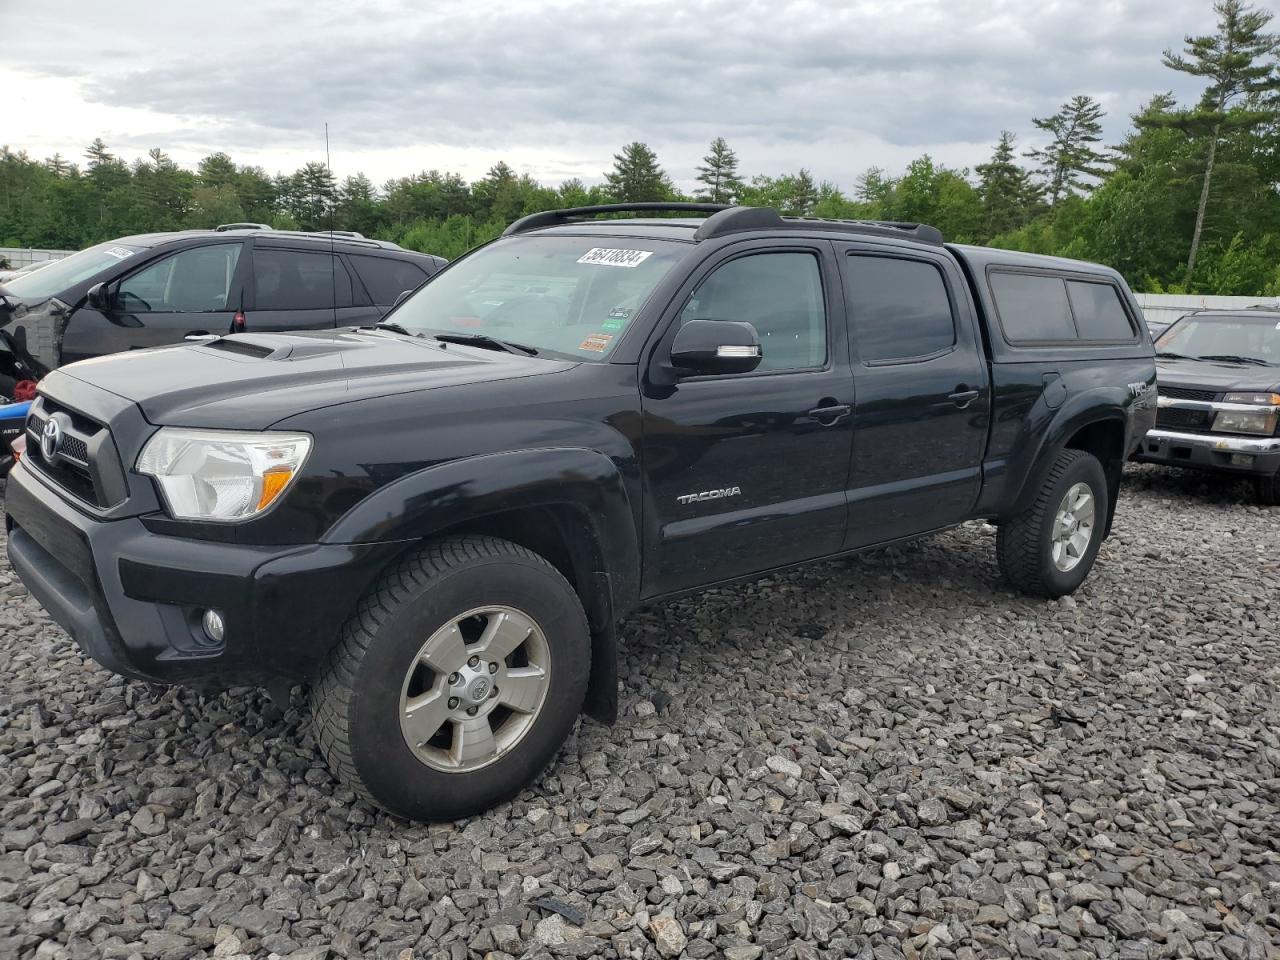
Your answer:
389,235 -> 688,360
4,241 -> 145,301
1156,314 -> 1280,365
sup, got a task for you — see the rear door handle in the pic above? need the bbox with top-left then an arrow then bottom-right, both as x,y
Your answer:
948,387 -> 980,408
807,403 -> 851,424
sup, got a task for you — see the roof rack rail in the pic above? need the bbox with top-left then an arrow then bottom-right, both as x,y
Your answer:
214,222 -> 273,231
503,202 -> 730,236
784,215 -> 944,245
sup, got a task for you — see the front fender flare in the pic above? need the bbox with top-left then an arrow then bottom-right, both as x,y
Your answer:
320,447 -> 640,612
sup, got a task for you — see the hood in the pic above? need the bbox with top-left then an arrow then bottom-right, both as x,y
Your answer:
56,329 -> 574,429
1156,356 -> 1280,394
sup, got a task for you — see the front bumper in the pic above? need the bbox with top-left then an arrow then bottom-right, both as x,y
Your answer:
5,461 -> 408,688
1135,429 -> 1280,476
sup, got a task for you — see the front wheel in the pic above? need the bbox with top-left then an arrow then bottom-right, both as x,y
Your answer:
997,449 -> 1109,598
312,536 -> 590,820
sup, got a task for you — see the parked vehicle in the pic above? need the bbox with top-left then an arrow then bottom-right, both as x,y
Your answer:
0,260 -> 57,284
5,203 -> 1155,819
0,226 -> 445,401
1135,307 -> 1280,504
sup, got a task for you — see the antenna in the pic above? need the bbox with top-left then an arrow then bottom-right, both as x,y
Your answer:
325,122 -> 337,327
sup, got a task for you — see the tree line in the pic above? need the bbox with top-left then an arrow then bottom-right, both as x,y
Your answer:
1,0 -> 1278,295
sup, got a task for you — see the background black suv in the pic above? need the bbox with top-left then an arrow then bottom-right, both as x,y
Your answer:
0,226 -> 445,397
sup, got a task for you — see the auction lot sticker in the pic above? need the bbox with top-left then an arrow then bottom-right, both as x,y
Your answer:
577,248 -> 653,268
578,333 -> 614,352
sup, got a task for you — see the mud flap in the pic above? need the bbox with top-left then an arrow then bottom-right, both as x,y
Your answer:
583,571 -> 618,724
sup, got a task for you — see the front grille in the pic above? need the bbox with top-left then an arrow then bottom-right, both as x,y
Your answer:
1159,385 -> 1219,402
24,398 -> 123,508
1156,408 -> 1214,431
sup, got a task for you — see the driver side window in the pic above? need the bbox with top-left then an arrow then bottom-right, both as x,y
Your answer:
680,252 -> 826,370
116,243 -> 242,313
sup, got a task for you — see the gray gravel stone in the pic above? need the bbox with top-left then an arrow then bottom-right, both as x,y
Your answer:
0,465 -> 1277,959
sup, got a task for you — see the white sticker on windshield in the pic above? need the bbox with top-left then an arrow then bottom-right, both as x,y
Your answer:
104,246 -> 134,260
577,247 -> 653,268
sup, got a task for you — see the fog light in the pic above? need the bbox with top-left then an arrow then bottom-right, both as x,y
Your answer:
1230,453 -> 1253,467
201,609 -> 226,644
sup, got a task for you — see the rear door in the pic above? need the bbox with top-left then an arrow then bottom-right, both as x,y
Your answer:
640,239 -> 854,596
835,243 -> 990,547
245,245 -> 370,333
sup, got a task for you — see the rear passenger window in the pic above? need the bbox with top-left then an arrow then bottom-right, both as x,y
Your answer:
253,250 -> 352,310
990,273 -> 1075,342
845,256 -> 955,362
350,255 -> 429,306
1066,281 -> 1134,340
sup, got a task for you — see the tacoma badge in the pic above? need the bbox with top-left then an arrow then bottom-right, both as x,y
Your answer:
677,486 -> 742,505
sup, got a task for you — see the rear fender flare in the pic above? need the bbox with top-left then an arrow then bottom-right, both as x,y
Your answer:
1006,391 -> 1130,519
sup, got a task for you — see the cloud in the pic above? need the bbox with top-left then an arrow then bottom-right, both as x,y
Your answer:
2,0 -> 1216,190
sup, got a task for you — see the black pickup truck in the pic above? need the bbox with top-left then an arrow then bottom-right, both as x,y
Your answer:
5,203 -> 1156,820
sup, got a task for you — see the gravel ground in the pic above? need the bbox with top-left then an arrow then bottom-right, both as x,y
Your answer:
1,464 -> 1277,960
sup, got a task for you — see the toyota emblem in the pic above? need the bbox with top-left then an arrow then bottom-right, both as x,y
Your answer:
41,417 -> 63,461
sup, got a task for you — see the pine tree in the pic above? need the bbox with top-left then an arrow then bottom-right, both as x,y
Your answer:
976,132 -> 1041,239
1156,0 -> 1280,283
603,142 -> 671,203
694,137 -> 744,203
782,169 -> 818,216
45,153 -> 70,177
84,138 -> 114,170
1026,95 -> 1109,203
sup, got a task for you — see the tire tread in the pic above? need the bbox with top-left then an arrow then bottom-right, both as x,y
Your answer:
311,535 -> 578,811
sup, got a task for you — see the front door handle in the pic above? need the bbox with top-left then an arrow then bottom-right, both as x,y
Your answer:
948,386 -> 980,408
807,402 -> 851,424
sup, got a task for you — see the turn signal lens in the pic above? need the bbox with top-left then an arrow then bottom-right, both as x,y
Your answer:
257,467 -> 295,511
1223,392 -> 1280,406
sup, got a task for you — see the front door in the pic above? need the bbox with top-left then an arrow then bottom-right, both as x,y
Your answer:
640,241 -> 854,596
835,245 -> 990,547
63,241 -> 246,363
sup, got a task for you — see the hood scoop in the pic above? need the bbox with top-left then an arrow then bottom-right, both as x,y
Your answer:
204,337 -> 275,359
200,333 -> 357,362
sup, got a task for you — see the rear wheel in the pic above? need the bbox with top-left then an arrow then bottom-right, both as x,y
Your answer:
997,449 -> 1109,598
1254,469 -> 1280,506
312,536 -> 590,820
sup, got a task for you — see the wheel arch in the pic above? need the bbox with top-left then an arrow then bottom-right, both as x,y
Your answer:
320,447 -> 639,723
1006,399 -> 1130,536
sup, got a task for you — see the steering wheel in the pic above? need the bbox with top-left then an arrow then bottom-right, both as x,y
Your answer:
118,290 -> 153,312
483,294 -> 569,328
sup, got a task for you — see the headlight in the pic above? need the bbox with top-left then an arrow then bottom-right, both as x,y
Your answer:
136,428 -> 311,521
1212,410 -> 1278,436
1223,392 -> 1280,406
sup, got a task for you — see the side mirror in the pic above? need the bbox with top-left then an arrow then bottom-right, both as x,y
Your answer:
390,289 -> 413,311
86,281 -> 112,311
670,319 -> 762,375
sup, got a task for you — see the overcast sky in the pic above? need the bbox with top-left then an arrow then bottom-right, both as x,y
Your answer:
1,0 -> 1215,193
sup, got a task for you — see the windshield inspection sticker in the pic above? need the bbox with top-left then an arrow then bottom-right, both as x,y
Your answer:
104,246 -> 135,260
577,248 -> 653,268
578,333 -> 614,353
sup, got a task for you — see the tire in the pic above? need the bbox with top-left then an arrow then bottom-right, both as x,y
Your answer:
997,449 -> 1109,598
312,536 -> 590,820
1254,469 -> 1280,506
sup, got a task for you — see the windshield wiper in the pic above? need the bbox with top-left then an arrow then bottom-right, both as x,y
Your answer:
1197,354 -> 1272,366
432,333 -> 539,356
1156,351 -> 1196,360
